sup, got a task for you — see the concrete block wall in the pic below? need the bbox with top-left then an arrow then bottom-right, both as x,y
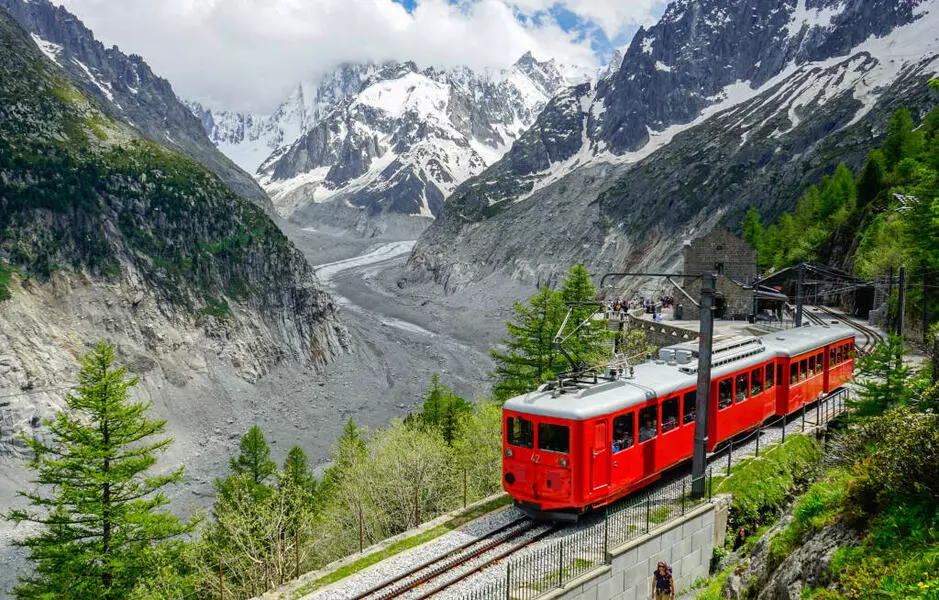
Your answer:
544,500 -> 727,600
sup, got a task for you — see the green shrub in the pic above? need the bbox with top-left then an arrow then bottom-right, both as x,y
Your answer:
716,435 -> 822,531
0,260 -> 11,302
766,469 -> 850,572
199,297 -> 231,319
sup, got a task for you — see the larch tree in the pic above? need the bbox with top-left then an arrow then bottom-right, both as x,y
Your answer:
489,286 -> 567,401
230,425 -> 277,488
558,263 -> 609,367
6,341 -> 192,600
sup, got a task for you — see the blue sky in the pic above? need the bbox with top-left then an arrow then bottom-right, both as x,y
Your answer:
390,0 -> 662,64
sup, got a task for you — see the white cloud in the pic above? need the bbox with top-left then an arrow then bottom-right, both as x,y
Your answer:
55,0 -> 611,113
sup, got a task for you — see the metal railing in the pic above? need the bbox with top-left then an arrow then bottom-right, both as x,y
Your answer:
707,387 -> 850,477
461,388 -> 852,600
462,473 -> 712,600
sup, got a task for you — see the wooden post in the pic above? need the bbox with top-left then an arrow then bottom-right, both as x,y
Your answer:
898,266 -> 907,337
415,485 -> 421,525
358,505 -> 364,553
219,558 -> 224,600
463,467 -> 468,509
295,527 -> 300,579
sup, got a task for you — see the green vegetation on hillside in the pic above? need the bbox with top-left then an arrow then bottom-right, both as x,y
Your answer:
742,81 -> 939,334
0,9 -> 301,312
704,336 -> 939,600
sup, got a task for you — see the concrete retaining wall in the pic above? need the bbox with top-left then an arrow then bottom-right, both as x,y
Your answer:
544,496 -> 731,600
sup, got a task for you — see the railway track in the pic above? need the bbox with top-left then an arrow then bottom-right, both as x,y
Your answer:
349,518 -> 559,600
811,305 -> 884,352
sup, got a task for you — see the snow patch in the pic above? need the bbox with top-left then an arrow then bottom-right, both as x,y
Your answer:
355,72 -> 450,120
655,61 -> 673,73
71,58 -> 115,103
642,37 -> 655,55
30,33 -> 62,65
786,0 -> 845,37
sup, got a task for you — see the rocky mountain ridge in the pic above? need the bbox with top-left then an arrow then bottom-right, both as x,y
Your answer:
191,53 -> 590,230
405,0 -> 939,294
0,0 -> 274,213
0,7 -> 347,458
185,63 -> 384,175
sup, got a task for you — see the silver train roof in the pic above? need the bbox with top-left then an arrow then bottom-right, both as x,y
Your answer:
502,325 -> 856,421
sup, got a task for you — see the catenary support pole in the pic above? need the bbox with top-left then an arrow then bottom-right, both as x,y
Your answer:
795,263 -> 805,327
898,266 -> 907,337
923,263 -> 929,345
888,266 -> 895,331
933,333 -> 939,385
692,272 -> 715,498
219,558 -> 224,600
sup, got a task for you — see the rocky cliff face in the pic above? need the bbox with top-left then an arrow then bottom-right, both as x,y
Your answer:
248,54 -> 589,228
0,0 -> 274,213
405,0 -> 939,294
0,7 -> 347,457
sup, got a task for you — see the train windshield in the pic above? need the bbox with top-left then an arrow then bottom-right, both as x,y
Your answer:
507,416 -> 534,449
538,423 -> 570,453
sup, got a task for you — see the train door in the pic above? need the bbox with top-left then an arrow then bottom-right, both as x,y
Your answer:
589,420 -> 610,493
611,412 -> 641,489
763,362 -> 777,416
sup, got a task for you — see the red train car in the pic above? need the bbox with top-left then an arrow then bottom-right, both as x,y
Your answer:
502,326 -> 855,521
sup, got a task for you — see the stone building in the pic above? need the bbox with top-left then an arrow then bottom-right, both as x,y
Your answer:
673,228 -> 767,321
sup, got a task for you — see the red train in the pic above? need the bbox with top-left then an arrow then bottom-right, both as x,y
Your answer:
502,326 -> 856,521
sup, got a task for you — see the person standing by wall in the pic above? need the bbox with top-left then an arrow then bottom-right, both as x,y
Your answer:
651,561 -> 675,600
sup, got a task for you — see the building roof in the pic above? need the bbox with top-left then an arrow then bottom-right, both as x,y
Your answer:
503,325 -> 855,420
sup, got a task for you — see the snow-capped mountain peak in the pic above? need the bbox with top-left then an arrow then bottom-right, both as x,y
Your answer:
197,53 -> 587,226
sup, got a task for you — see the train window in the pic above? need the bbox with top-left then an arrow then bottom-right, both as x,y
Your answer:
662,397 -> 679,433
538,423 -> 569,454
683,391 -> 696,424
735,373 -> 749,402
507,417 -> 534,449
809,356 -> 815,375
638,405 -> 658,442
777,364 -> 783,386
816,353 -> 824,374
612,414 -> 634,452
837,346 -> 843,364
790,363 -> 798,384
751,368 -> 763,395
800,359 -> 808,380
718,379 -> 733,410
766,364 -> 775,389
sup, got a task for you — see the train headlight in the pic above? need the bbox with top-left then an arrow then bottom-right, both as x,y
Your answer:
559,458 -> 568,467
504,448 -> 513,457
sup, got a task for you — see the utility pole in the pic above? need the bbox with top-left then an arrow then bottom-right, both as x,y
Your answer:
923,263 -> 929,345
795,263 -> 805,327
898,266 -> 907,337
888,266 -> 895,332
692,272 -> 715,498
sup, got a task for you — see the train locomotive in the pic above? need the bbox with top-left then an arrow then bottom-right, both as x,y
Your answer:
502,326 -> 856,521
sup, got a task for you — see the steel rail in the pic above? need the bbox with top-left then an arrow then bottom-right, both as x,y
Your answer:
813,305 -> 884,352
349,518 -> 537,600
407,525 -> 563,600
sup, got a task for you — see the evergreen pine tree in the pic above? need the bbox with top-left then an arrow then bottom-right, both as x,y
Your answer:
741,207 -> 765,266
856,150 -> 886,209
490,286 -> 567,401
282,445 -> 316,495
851,335 -> 912,417
230,425 -> 276,487
6,341 -> 192,600
558,263 -> 609,367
